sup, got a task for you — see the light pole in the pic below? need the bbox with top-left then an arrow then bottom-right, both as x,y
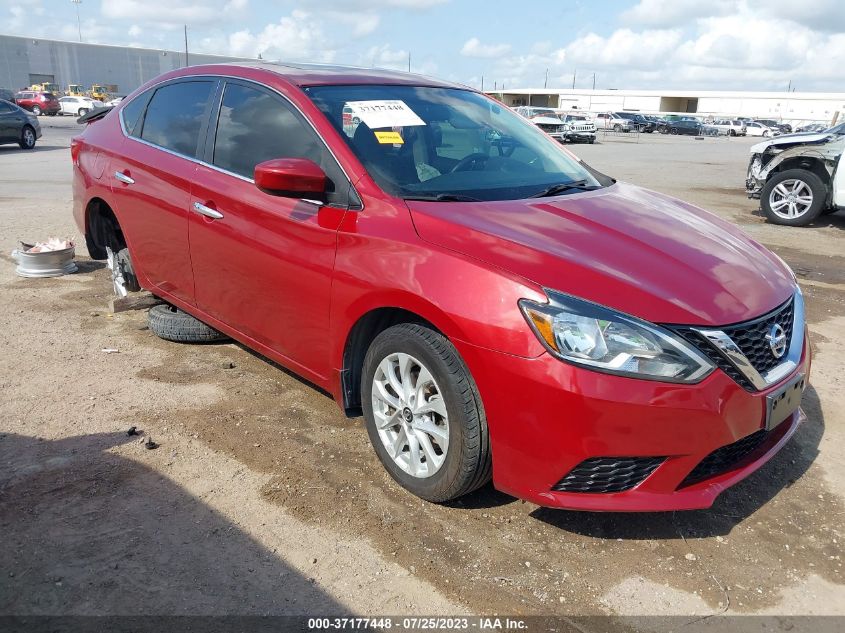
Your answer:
71,0 -> 82,42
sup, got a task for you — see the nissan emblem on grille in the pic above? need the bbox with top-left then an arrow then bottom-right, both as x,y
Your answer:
766,323 -> 787,359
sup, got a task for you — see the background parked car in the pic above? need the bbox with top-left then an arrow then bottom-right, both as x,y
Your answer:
615,112 -> 655,132
592,112 -> 631,131
0,99 -> 41,149
794,122 -> 828,133
513,106 -> 566,141
711,119 -> 747,136
756,119 -> 792,134
556,113 -> 597,143
747,126 -> 844,226
58,96 -> 104,116
657,119 -> 702,135
106,96 -> 126,107
744,121 -> 776,137
14,91 -> 60,116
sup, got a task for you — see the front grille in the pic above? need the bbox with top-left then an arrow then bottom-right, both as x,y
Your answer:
722,299 -> 794,375
674,329 -> 756,391
552,456 -> 664,493
670,298 -> 794,391
538,123 -> 563,134
679,430 -> 768,488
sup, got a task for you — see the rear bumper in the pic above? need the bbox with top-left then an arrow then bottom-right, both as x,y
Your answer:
454,339 -> 809,512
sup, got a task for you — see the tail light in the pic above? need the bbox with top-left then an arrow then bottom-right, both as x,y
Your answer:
70,138 -> 81,165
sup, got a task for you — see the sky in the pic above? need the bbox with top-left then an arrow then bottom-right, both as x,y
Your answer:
3,0 -> 845,92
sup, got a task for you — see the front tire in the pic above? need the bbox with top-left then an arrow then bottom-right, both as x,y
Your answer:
362,323 -> 491,503
19,125 -> 36,149
761,169 -> 826,227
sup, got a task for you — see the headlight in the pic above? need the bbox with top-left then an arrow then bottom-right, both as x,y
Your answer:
520,291 -> 714,383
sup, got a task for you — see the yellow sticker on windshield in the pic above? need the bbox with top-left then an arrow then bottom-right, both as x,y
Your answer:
374,131 -> 403,144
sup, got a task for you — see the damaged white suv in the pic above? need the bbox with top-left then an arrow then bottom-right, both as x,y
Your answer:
746,123 -> 845,226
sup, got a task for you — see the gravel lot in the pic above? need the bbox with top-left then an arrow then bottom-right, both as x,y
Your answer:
1,118 -> 843,620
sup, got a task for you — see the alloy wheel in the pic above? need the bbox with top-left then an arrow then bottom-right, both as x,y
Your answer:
769,179 -> 814,220
23,128 -> 35,148
370,352 -> 449,479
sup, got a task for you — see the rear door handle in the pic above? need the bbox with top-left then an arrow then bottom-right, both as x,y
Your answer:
114,171 -> 134,185
193,201 -> 224,220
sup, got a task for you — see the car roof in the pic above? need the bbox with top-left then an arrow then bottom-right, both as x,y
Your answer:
177,61 -> 467,90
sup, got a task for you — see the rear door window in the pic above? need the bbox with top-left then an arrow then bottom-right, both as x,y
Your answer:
140,81 -> 214,157
121,89 -> 152,137
210,81 -> 352,207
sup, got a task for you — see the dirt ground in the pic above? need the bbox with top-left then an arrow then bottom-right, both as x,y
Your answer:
1,119 -> 843,621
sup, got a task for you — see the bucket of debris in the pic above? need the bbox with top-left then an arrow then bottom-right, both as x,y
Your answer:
12,238 -> 78,278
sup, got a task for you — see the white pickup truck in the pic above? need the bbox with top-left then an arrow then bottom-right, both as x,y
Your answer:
746,123 -> 845,225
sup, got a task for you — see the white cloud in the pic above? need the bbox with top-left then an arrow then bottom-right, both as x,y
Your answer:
128,24 -> 142,38
746,0 -> 845,32
621,0 -> 735,27
361,44 -> 408,69
306,0 -> 447,7
219,10 -> 335,63
460,37 -> 511,58
481,1 -> 845,91
101,0 -> 246,26
324,10 -> 381,37
563,28 -> 683,68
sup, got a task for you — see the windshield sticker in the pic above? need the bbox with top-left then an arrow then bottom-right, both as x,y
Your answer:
346,100 -> 425,129
374,130 -> 404,144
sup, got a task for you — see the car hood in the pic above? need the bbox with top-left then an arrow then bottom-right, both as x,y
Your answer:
530,116 -> 562,125
407,182 -> 794,326
750,131 -> 838,153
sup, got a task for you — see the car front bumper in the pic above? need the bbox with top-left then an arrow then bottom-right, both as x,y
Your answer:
454,335 -> 809,512
564,131 -> 596,142
746,155 -> 765,198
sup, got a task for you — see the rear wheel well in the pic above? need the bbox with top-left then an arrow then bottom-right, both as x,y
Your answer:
341,307 -> 440,417
85,198 -> 126,259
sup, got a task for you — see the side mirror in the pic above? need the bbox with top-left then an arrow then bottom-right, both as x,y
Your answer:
254,158 -> 326,197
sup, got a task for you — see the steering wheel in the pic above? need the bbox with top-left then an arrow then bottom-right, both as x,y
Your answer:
450,152 -> 490,173
492,137 -> 517,157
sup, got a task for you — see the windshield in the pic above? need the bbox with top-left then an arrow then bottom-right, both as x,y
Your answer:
306,85 -> 603,201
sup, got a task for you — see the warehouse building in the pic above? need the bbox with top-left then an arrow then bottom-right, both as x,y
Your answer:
487,88 -> 845,125
0,34 -> 250,97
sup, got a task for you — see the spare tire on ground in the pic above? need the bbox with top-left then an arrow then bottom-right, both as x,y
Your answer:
148,304 -> 229,343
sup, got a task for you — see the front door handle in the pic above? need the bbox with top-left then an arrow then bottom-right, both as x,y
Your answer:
193,201 -> 224,220
114,171 -> 134,185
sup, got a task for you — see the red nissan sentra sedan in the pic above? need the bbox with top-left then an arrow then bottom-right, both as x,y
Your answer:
72,63 -> 810,511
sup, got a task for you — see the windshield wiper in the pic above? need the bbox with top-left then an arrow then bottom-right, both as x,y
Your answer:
403,193 -> 482,202
529,180 -> 601,198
